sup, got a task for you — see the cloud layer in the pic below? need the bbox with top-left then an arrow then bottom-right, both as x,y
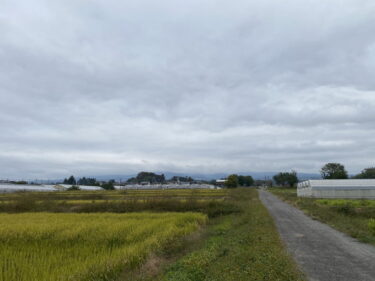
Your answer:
1,0 -> 375,179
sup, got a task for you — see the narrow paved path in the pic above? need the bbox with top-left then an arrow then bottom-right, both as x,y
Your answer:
259,190 -> 375,281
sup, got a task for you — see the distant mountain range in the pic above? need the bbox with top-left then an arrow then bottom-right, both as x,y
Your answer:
23,171 -> 322,184
91,171 -> 322,182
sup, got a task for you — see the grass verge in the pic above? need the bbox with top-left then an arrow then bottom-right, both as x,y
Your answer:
269,188 -> 375,245
122,188 -> 304,281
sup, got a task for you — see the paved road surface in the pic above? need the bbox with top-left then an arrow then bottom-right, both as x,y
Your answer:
259,190 -> 375,281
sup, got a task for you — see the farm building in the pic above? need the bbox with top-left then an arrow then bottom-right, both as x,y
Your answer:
297,179 -> 375,199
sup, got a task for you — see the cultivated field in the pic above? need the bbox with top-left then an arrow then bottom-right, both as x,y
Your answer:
0,189 -> 229,201
270,188 -> 375,245
0,212 -> 206,281
0,189 -> 236,217
0,188 -> 303,281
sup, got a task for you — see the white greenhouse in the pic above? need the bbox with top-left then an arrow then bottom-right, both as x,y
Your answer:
297,179 -> 375,199
0,184 -> 56,193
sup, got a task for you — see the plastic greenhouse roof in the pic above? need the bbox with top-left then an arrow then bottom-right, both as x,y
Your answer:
298,179 -> 375,190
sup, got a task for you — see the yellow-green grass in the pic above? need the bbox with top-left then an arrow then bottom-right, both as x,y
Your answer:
270,188 -> 375,245
316,199 -> 375,207
0,212 -> 206,281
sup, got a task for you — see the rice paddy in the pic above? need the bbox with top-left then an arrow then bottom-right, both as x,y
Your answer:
0,189 -> 237,217
0,188 -> 303,281
0,212 -> 207,281
0,189 -> 229,202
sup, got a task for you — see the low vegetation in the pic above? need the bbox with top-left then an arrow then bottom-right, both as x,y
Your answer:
0,189 -> 228,201
369,219 -> 375,235
0,188 -> 304,281
130,189 -> 304,281
0,189 -> 237,218
270,188 -> 375,245
0,212 -> 206,281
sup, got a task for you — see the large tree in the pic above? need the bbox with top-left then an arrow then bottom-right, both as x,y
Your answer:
273,171 -> 298,187
238,175 -> 254,187
170,176 -> 194,183
353,167 -> 375,179
64,175 -> 76,185
320,163 -> 348,179
101,180 -> 115,190
127,172 -> 166,184
77,177 -> 99,186
225,174 -> 239,188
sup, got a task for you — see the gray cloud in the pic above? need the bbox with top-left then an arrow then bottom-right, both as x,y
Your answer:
1,0 -> 375,179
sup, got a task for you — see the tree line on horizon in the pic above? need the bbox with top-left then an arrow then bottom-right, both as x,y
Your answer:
61,172 -> 203,190
320,163 -> 375,180
62,163 -> 375,190
62,176 -> 115,190
224,175 -> 255,188
271,163 -> 375,188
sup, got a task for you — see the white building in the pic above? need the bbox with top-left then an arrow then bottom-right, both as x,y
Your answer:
297,179 -> 375,199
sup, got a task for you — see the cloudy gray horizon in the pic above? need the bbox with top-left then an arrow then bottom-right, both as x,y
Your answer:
1,0 -> 375,179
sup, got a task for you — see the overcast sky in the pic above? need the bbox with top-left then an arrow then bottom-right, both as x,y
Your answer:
1,0 -> 375,179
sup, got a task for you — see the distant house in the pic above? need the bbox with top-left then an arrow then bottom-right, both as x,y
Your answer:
297,179 -> 375,199
215,179 -> 227,186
